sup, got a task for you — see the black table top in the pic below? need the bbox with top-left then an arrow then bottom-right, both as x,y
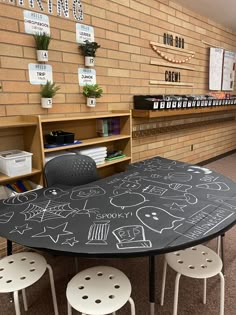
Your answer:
0,156 -> 236,258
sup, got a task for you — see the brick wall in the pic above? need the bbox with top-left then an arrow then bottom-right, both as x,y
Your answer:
0,0 -> 236,164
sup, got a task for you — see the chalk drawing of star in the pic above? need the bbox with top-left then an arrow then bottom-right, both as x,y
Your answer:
62,237 -> 79,246
32,222 -> 73,243
164,202 -> 187,212
10,223 -> 32,235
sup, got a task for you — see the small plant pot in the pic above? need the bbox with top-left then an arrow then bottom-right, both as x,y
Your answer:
37,50 -> 48,62
41,98 -> 52,108
87,97 -> 96,107
85,56 -> 95,67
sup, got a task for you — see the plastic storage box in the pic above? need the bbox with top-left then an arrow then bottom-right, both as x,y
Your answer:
0,150 -> 33,177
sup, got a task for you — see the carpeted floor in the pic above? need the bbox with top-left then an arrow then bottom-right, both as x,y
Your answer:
1,154 -> 236,315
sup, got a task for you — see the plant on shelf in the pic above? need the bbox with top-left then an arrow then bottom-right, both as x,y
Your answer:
83,84 -> 103,107
79,40 -> 101,67
33,32 -> 51,62
40,80 -> 60,109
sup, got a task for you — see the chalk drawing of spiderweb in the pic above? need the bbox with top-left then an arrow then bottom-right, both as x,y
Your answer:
21,200 -> 76,222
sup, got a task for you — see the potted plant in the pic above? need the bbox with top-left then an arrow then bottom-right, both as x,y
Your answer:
79,40 -> 100,67
83,84 -> 103,107
40,80 -> 60,108
33,32 -> 51,62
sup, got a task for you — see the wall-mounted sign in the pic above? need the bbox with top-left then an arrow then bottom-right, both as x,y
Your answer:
28,64 -> 52,84
78,68 -> 96,86
209,48 -> 224,91
24,10 -> 50,35
222,51 -> 236,91
163,33 -> 184,49
165,71 -> 181,82
76,23 -> 94,44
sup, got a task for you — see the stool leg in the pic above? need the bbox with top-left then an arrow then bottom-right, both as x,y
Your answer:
74,257 -> 79,273
13,291 -> 21,315
217,236 -> 221,255
219,272 -> 225,315
67,301 -> 72,315
46,264 -> 59,315
22,289 -> 28,311
173,273 -> 181,315
160,259 -> 167,306
129,297 -> 136,315
203,278 -> 207,304
221,235 -> 225,274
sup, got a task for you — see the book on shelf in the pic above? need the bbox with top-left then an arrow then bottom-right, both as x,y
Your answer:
96,118 -> 108,137
112,117 -> 120,135
96,118 -> 120,137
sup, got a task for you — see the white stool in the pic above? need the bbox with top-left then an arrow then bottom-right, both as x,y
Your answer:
0,252 -> 59,315
161,245 -> 224,315
66,265 -> 135,315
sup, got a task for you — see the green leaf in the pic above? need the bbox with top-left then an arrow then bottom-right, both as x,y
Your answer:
82,84 -> 103,98
33,33 -> 51,50
40,81 -> 60,98
79,40 -> 101,57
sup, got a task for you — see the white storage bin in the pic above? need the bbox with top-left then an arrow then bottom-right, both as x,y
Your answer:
0,150 -> 33,177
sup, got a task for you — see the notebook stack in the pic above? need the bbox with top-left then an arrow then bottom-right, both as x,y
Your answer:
75,147 -> 107,165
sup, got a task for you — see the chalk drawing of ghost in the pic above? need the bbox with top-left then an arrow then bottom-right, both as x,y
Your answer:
136,206 -> 184,234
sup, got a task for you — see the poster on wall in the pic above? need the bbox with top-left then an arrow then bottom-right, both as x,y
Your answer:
28,64 -> 52,84
222,50 -> 236,91
209,47 -> 224,90
78,68 -> 96,86
24,10 -> 50,35
76,23 -> 94,43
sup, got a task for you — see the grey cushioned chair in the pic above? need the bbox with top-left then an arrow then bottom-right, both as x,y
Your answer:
44,154 -> 100,187
44,154 -> 100,272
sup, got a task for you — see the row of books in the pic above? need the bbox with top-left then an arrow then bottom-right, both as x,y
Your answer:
96,118 -> 120,137
5,180 -> 36,193
0,180 -> 40,200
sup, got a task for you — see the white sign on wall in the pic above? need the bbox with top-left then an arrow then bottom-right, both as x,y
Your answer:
28,64 -> 52,84
24,10 -> 50,35
76,23 -> 94,44
222,50 -> 236,91
209,48 -> 224,91
78,68 -> 96,86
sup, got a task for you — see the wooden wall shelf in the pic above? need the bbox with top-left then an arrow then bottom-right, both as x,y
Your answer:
150,80 -> 193,87
150,60 -> 195,71
132,106 -> 236,118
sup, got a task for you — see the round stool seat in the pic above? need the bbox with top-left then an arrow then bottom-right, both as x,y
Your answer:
0,252 -> 47,293
166,244 -> 223,279
66,265 -> 132,315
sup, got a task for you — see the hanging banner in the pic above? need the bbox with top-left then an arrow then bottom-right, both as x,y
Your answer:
24,10 -> 50,35
28,64 -> 52,84
76,23 -> 94,44
78,68 -> 96,86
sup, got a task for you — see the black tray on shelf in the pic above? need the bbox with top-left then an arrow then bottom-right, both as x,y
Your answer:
45,131 -> 75,145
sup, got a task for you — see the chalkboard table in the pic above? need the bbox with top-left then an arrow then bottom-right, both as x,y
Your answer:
0,156 -> 236,315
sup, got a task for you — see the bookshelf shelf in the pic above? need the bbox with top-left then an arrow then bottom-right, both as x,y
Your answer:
0,111 -> 132,187
38,110 -> 132,178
